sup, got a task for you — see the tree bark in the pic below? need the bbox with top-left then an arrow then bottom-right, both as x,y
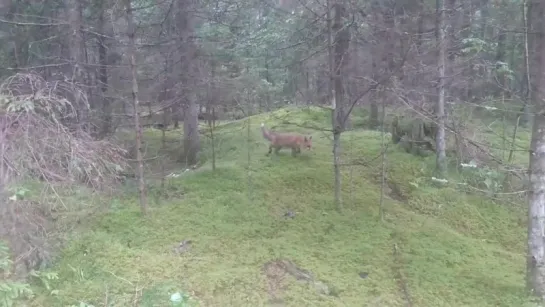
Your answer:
521,0 -> 533,127
369,13 -> 380,130
183,101 -> 200,166
480,0 -> 489,39
435,0 -> 447,177
124,0 -> 148,215
65,0 -> 89,132
327,0 -> 350,210
327,0 -> 342,210
527,0 -> 545,298
97,0 -> 112,138
332,2 -> 350,131
177,0 -> 201,166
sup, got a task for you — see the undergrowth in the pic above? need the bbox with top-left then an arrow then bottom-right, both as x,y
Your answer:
23,106 -> 534,307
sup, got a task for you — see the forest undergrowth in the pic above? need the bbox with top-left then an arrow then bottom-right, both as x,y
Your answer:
23,107 -> 535,307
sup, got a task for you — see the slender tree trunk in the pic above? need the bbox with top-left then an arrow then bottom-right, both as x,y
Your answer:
369,8 -> 384,130
326,0 -> 351,210
379,101 -> 387,222
417,0 -> 425,50
521,0 -> 533,127
210,107 -> 216,171
370,47 -> 379,129
159,58 -> 173,192
177,0 -> 200,166
97,0 -> 112,138
326,0 -> 342,210
183,101 -> 200,166
495,0 -> 509,101
332,2 -> 350,131
247,116 -> 253,201
124,0 -> 147,215
208,62 -> 217,171
480,0 -> 489,39
66,0 -> 89,132
527,113 -> 545,299
496,25 -> 506,65
435,0 -> 447,177
527,0 -> 545,298
263,59 -> 270,110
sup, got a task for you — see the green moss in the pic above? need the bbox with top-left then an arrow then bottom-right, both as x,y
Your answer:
27,107 -> 532,307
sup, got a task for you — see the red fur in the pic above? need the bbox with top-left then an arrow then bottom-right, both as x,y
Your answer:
261,123 -> 312,156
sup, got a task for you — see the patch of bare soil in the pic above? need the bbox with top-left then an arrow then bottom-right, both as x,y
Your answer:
386,180 -> 408,203
263,260 -> 289,306
370,172 -> 408,203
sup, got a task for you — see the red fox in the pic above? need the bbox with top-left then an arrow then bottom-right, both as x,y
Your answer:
261,122 -> 312,156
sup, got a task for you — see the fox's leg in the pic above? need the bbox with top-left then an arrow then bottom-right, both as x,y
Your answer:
274,146 -> 281,155
266,144 -> 273,156
291,147 -> 297,157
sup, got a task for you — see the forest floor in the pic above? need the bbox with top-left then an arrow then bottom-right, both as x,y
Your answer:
26,106 -> 536,306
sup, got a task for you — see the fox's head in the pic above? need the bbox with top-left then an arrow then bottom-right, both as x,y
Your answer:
303,135 -> 313,150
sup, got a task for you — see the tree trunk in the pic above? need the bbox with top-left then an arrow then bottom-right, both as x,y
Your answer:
177,0 -> 200,165
65,0 -> 89,132
527,0 -> 545,299
264,58 -> 271,110
435,0 -> 447,177
496,26 -> 506,65
528,114 -> 545,300
97,0 -> 112,138
172,104 -> 180,129
368,7 -> 384,130
521,0 -> 533,127
495,0 -> 508,100
327,0 -> 342,210
480,0 -> 489,39
124,0 -> 148,215
332,2 -> 350,131
210,107 -> 216,171
369,48 -> 379,129
183,101 -> 200,166
416,0 -> 425,50
327,0 -> 350,210
208,61 -> 217,171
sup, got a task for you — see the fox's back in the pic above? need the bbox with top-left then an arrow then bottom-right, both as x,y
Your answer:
271,133 -> 304,147
261,123 -> 312,152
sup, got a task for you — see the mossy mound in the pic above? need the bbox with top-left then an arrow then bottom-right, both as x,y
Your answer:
26,107 -> 532,307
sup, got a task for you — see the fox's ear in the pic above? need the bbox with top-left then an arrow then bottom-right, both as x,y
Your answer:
308,136 -> 312,140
